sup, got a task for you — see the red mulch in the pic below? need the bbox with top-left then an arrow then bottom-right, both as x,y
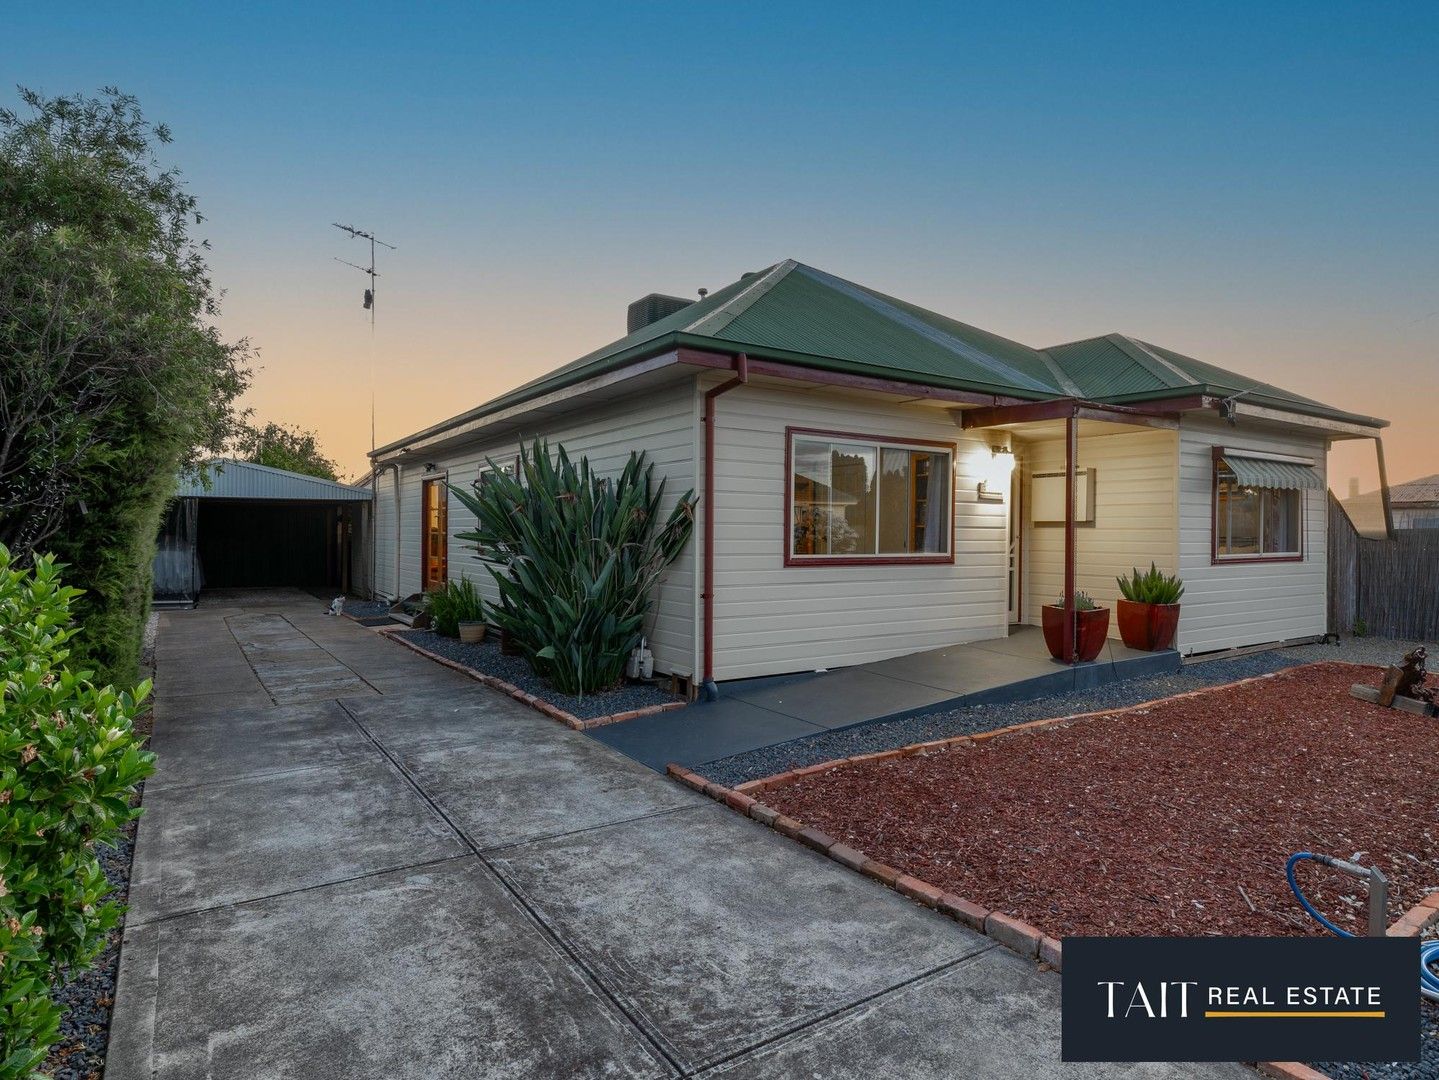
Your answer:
764,662 -> 1439,939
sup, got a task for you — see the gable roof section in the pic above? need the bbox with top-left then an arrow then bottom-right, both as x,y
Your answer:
175,459 -> 372,501
373,261 -> 1386,456
1043,332 -> 1385,428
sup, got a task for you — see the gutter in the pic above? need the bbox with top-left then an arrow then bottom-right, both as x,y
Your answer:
700,353 -> 749,698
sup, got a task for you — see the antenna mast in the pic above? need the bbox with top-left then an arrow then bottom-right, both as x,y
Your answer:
332,222 -> 396,452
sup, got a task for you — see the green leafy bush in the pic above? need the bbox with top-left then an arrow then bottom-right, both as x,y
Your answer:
452,439 -> 696,696
1052,590 -> 1100,611
1116,562 -> 1185,605
0,546 -> 156,1079
424,576 -> 484,638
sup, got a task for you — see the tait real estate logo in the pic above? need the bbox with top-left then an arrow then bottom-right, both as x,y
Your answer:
1061,937 -> 1419,1062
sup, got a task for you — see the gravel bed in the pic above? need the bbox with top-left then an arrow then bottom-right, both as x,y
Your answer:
1311,998 -> 1439,1080
699,636 -> 1432,787
391,629 -> 681,721
343,597 -> 393,620
762,662 -> 1438,939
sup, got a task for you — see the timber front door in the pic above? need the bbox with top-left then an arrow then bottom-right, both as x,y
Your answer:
422,477 -> 448,591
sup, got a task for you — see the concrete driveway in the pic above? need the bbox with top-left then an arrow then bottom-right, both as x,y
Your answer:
108,590 -> 1247,1079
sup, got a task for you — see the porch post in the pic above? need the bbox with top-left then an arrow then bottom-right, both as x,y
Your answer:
1063,412 -> 1078,663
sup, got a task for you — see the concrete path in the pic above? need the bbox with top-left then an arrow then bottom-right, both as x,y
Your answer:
108,590 -> 1244,1079
592,626 -> 1177,771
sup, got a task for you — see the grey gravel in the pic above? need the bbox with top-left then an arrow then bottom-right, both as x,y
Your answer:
1311,998 -> 1439,1080
43,824 -> 136,1080
392,629 -> 681,721
342,597 -> 393,620
698,635 -> 1433,787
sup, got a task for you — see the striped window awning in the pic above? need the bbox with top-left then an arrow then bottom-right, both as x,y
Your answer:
1220,454 -> 1323,491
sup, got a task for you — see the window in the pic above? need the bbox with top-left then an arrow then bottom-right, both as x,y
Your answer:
1214,463 -> 1302,559
788,430 -> 952,563
477,454 -> 519,489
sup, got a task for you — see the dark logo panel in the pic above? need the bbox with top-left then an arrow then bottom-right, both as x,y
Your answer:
1061,937 -> 1419,1062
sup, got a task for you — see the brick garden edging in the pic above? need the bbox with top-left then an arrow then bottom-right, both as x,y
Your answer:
673,662 -> 1433,1080
379,628 -> 685,731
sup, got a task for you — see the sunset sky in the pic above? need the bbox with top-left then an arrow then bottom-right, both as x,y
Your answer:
6,2 -> 1435,489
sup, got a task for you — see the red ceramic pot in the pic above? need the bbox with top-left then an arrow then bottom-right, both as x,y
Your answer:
1117,599 -> 1181,651
1041,604 -> 1110,663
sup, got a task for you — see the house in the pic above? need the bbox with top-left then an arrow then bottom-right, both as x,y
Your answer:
368,260 -> 1387,691
1343,473 -> 1439,532
153,459 -> 372,607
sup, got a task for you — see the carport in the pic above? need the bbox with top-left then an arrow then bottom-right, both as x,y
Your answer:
153,459 -> 372,607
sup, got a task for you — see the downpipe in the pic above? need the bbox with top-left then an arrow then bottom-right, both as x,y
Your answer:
700,353 -> 749,701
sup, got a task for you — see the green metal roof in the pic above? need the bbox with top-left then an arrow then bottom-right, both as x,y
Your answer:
373,261 -> 1385,456
1042,333 -> 1385,428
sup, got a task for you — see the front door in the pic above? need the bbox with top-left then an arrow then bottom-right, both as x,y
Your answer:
422,478 -> 448,592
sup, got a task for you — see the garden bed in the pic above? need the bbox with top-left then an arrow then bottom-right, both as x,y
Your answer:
387,628 -> 684,727
755,662 -> 1438,940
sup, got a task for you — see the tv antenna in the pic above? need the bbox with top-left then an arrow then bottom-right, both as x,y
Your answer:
332,222 -> 396,451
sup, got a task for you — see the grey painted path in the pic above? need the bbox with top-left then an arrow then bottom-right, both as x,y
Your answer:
108,589 -> 1241,1079
591,626 -> 1178,771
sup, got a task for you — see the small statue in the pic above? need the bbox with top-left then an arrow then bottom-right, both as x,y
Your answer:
1380,647 -> 1435,706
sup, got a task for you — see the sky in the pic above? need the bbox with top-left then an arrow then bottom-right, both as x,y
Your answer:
6,2 -> 1436,489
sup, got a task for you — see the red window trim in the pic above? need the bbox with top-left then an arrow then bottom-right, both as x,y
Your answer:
783,426 -> 958,567
1209,446 -> 1305,566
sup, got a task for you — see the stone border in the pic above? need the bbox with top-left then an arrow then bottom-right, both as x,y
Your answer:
379,627 -> 685,731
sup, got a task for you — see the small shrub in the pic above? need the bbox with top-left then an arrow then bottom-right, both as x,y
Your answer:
424,576 -> 484,638
1352,617 -> 1368,638
1116,563 -> 1185,605
452,439 -> 696,696
1053,591 -> 1100,611
0,546 -> 156,1079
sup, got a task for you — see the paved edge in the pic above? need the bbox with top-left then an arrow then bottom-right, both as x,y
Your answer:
377,627 -> 686,730
670,734 -> 1439,1080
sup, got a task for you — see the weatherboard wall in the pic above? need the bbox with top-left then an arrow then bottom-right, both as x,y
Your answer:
703,375 -> 1009,681
1175,413 -> 1328,654
371,378 -> 699,678
1021,427 -> 1181,635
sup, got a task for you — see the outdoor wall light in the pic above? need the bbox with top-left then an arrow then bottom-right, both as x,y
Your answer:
978,444 -> 1013,502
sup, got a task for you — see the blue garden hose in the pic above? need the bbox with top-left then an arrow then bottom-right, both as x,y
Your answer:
1287,851 -> 1439,1001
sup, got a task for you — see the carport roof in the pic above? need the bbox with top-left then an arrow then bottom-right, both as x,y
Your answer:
175,459 -> 372,501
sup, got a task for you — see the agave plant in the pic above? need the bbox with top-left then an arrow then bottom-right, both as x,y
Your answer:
451,439 -> 696,696
1116,562 -> 1185,605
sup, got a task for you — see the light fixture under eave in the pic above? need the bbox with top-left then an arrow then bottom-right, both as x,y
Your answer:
978,444 -> 1014,502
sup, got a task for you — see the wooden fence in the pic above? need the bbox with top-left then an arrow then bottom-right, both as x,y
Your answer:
1328,493 -> 1439,641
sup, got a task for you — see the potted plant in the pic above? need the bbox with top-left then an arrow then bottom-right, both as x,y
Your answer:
1115,563 -> 1184,651
426,576 -> 487,643
1042,591 -> 1110,663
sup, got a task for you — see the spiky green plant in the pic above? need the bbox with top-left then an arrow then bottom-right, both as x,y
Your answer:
451,439 -> 696,696
1116,562 -> 1185,605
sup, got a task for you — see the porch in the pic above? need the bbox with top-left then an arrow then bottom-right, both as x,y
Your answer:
590,625 -> 1177,771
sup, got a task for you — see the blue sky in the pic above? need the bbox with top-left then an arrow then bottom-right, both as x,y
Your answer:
5,2 -> 1436,481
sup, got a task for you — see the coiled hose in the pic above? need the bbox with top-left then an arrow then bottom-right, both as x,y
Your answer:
1287,852 -> 1439,1001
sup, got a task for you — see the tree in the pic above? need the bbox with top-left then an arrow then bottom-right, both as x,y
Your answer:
232,421 -> 340,481
0,87 -> 252,681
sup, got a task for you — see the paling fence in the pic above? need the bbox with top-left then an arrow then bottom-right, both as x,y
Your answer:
1328,492 -> 1439,641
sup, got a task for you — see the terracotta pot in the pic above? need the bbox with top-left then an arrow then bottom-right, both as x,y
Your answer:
1041,604 -> 1111,663
458,621 -> 487,645
1116,599 -> 1181,651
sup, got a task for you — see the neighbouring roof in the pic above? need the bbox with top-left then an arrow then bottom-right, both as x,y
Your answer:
373,260 -> 1386,456
174,459 -> 372,501
1385,473 -> 1439,506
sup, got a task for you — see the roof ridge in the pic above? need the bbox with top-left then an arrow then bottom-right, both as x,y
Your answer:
791,264 -> 1059,394
684,260 -> 797,337
1109,334 -> 1194,389
1035,350 -> 1084,397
